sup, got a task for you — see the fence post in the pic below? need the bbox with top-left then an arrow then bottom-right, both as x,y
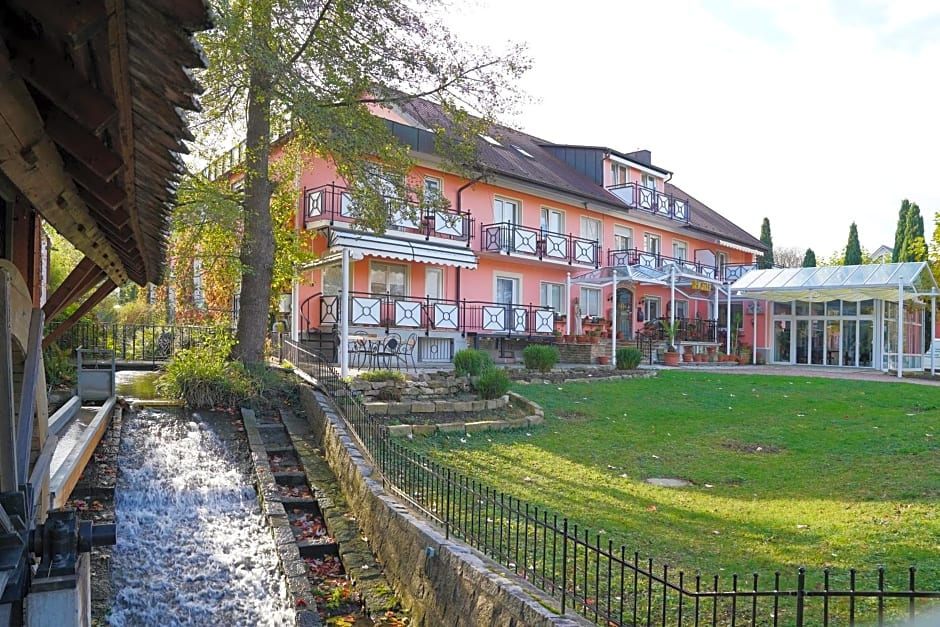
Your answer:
444,468 -> 451,540
796,567 -> 805,627
561,517 -> 568,616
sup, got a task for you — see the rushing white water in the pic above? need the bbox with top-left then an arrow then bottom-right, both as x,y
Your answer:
108,408 -> 295,626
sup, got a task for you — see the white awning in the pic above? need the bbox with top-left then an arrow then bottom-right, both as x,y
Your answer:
326,230 -> 478,269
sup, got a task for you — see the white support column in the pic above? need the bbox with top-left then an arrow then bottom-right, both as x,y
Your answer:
290,278 -> 299,343
725,284 -> 732,354
565,273 -> 571,336
611,271 -> 618,367
669,267 -> 676,329
898,279 -> 904,379
752,300 -> 757,364
340,248 -> 350,377
713,286 -> 719,342
932,291 -> 936,376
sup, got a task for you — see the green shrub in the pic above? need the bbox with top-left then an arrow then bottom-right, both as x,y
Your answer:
156,330 -> 257,408
473,367 -> 510,400
522,345 -> 559,373
616,347 -> 644,370
359,369 -> 405,383
452,348 -> 493,376
43,344 -> 75,390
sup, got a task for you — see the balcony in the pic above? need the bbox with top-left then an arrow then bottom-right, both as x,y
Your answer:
607,183 -> 690,223
302,183 -> 473,244
480,222 -> 600,267
299,291 -> 556,337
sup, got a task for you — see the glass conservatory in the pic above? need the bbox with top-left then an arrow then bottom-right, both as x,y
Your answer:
731,262 -> 939,372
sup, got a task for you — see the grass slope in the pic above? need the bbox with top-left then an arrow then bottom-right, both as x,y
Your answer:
406,371 -> 940,591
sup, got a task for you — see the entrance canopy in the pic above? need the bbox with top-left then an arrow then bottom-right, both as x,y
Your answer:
570,262 -> 722,289
730,262 -> 938,302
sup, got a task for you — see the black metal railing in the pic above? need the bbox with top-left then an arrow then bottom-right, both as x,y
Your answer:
636,317 -> 720,344
302,182 -> 473,244
607,183 -> 690,223
282,339 -> 940,625
298,290 -> 556,338
480,222 -> 601,267
48,321 -> 226,363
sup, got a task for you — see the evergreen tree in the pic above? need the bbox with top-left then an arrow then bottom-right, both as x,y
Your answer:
892,199 -> 912,262
802,248 -> 816,267
192,0 -> 528,365
757,218 -> 774,269
844,223 -> 863,265
901,202 -> 927,262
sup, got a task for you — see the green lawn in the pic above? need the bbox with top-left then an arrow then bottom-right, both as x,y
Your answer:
405,371 -> 940,592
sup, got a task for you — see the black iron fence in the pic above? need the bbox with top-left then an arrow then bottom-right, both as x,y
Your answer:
48,321 -> 226,363
282,338 -> 940,626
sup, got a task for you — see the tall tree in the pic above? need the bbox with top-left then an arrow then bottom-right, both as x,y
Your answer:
802,248 -> 816,267
901,201 -> 927,262
844,222 -> 862,265
757,218 -> 774,269
892,199 -> 911,263
194,0 -> 529,365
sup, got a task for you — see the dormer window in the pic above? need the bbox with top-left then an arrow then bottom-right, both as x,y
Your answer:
478,133 -> 502,146
512,144 -> 535,158
611,163 -> 628,186
642,174 -> 657,191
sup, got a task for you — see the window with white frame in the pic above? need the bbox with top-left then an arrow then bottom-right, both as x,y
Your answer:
423,176 -> 442,202
673,240 -> 688,261
610,163 -> 628,186
540,207 -> 564,234
580,216 -> 601,243
644,233 -> 661,256
614,225 -> 633,251
540,282 -> 564,313
642,173 -> 657,190
581,287 -> 601,317
716,251 -> 728,275
674,299 -> 689,319
494,196 -> 520,224
322,265 -> 343,295
369,261 -> 408,296
425,267 -> 443,301
644,296 -> 661,320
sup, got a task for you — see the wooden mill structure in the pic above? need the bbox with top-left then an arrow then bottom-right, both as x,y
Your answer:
0,0 -> 210,622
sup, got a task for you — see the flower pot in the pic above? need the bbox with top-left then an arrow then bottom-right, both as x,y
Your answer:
576,335 -> 587,343
597,355 -> 610,365
682,352 -> 693,363
663,351 -> 680,366
694,353 -> 706,363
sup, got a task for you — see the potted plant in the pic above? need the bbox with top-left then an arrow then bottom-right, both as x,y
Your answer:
659,319 -> 681,366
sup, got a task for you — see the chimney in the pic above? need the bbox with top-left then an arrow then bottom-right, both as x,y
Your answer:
626,150 -> 652,166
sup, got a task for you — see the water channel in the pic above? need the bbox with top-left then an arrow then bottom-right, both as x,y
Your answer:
106,371 -> 295,626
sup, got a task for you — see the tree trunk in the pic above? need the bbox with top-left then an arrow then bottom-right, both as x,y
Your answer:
234,60 -> 274,365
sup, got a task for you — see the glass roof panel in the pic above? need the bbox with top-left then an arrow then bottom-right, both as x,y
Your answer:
762,268 -> 802,288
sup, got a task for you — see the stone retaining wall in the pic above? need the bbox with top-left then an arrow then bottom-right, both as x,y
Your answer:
299,386 -> 587,627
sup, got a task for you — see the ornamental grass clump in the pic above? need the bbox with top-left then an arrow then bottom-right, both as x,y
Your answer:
616,347 -> 644,370
473,367 -> 510,400
452,348 -> 493,376
522,344 -> 559,373
156,331 -> 257,408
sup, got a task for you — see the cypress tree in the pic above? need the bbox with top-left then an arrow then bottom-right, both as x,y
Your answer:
802,248 -> 816,267
757,218 -> 774,269
844,223 -> 862,265
892,199 -> 911,262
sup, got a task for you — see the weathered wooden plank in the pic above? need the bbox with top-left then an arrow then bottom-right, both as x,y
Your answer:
27,432 -> 56,516
41,280 -> 116,350
41,257 -> 101,322
64,156 -> 126,209
142,0 -> 214,33
0,272 -> 18,491
15,307 -> 43,481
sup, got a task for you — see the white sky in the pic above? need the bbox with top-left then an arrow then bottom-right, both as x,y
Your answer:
444,0 -> 940,258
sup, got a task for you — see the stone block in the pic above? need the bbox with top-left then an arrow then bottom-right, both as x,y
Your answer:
364,402 -> 388,414
526,414 -> 544,425
463,421 -> 493,433
436,422 -> 466,434
386,403 -> 412,415
451,401 -> 472,412
507,417 -> 529,428
411,401 -> 436,413
411,424 -> 438,437
470,400 -> 486,411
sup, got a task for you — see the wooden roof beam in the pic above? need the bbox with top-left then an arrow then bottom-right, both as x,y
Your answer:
64,156 -> 125,209
41,256 -> 103,321
7,33 -> 117,133
44,109 -> 124,182
6,0 -> 108,48
0,37 -> 128,286
42,278 -> 116,349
